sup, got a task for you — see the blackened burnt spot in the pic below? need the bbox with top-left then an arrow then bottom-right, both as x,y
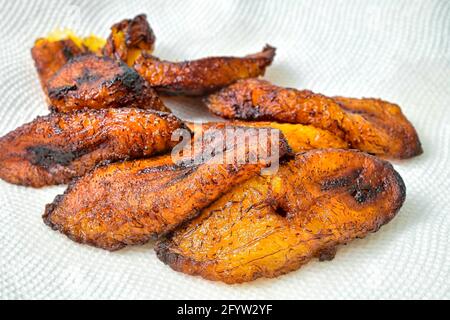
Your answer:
75,67 -> 100,85
48,85 -> 77,99
274,205 -> 288,218
321,169 -> 362,191
112,65 -> 143,93
62,45 -> 76,60
349,183 -> 385,204
27,146 -> 86,168
317,246 -> 337,261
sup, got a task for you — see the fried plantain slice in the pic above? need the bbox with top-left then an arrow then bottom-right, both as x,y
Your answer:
31,38 -> 85,92
46,54 -> 168,113
187,121 -> 349,153
0,108 -> 184,187
43,126 -> 291,250
103,14 -> 156,66
133,45 -> 276,96
156,149 -> 406,283
31,29 -> 106,92
205,79 -> 422,159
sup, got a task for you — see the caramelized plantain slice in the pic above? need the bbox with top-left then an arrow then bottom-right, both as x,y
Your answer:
0,108 -> 184,187
205,79 -> 422,159
43,126 -> 291,250
156,149 -> 406,283
103,14 -> 156,66
187,121 -> 349,153
31,38 -> 85,92
133,45 -> 276,96
46,54 -> 168,113
31,29 -> 106,92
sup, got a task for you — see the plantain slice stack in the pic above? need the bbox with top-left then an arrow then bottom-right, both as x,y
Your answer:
43,126 -> 291,250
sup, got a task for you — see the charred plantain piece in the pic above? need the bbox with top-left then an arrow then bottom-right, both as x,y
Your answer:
133,45 -> 276,96
31,38 -> 86,92
31,30 -> 105,92
46,54 -> 168,113
205,79 -> 422,159
187,121 -> 349,153
103,14 -> 156,66
43,126 -> 291,251
0,108 -> 184,187
156,149 -> 406,284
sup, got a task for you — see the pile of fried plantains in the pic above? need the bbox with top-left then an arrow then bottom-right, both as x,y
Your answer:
0,15 -> 421,284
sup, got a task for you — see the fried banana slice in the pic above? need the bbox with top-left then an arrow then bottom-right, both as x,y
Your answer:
187,121 -> 348,153
0,108 -> 184,187
156,149 -> 406,283
46,54 -> 168,113
31,29 -> 105,91
103,14 -> 156,66
43,126 -> 291,250
206,79 -> 422,159
133,45 -> 276,96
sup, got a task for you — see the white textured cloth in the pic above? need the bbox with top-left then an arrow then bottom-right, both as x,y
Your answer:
0,0 -> 449,300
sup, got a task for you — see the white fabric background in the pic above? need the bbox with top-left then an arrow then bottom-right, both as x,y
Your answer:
0,0 -> 449,300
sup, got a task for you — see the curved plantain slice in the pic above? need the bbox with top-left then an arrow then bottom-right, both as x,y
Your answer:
133,45 -> 276,96
205,79 -> 422,159
187,121 -> 349,153
103,14 -> 156,66
156,149 -> 406,284
31,38 -> 86,92
0,108 -> 184,187
31,29 -> 106,92
46,54 -> 168,113
43,126 -> 291,251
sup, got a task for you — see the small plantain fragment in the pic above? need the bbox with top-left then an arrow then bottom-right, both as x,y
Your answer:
205,79 -> 422,159
103,14 -> 156,66
187,121 -> 349,153
156,149 -> 406,284
0,108 -> 184,187
133,45 -> 276,96
43,126 -> 291,250
47,54 -> 168,112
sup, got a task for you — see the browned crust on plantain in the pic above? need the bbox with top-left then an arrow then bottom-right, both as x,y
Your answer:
46,54 -> 168,112
31,38 -> 86,92
205,79 -> 422,159
0,108 -> 184,187
156,149 -> 406,283
43,126 -> 291,251
133,45 -> 276,96
103,14 -> 156,65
